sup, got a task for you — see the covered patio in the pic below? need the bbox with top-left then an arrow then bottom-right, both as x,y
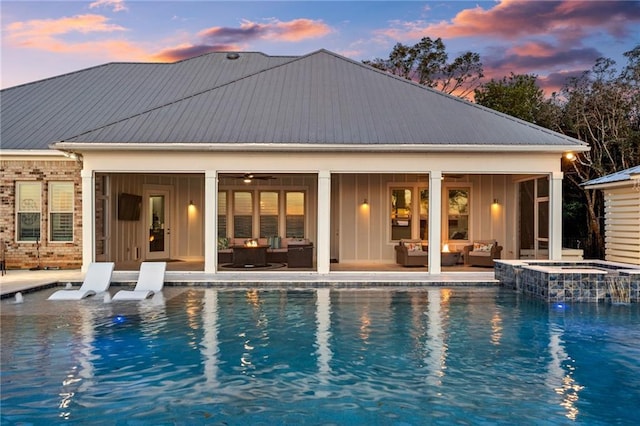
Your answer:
92,163 -> 563,275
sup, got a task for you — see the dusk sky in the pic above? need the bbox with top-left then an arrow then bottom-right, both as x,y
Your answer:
2,1 -> 639,94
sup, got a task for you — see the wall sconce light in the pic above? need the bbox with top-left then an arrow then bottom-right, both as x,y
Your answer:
363,198 -> 368,206
493,198 -> 499,205
189,200 -> 194,207
564,152 -> 576,161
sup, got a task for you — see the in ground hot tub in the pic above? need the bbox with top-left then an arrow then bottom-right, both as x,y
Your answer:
495,260 -> 640,303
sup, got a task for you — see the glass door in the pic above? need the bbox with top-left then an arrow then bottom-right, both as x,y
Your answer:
517,177 -> 549,259
145,188 -> 171,260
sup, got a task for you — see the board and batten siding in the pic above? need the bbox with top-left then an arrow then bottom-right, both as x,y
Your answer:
604,187 -> 640,265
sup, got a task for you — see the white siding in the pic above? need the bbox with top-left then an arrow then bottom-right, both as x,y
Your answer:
604,188 -> 640,265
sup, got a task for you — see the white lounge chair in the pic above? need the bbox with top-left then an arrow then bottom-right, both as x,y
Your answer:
112,262 -> 166,301
48,262 -> 115,300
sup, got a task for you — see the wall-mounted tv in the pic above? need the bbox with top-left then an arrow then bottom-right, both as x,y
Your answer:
118,193 -> 142,221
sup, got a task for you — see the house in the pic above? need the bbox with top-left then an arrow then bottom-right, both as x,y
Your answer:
583,165 -> 640,265
0,49 -> 589,274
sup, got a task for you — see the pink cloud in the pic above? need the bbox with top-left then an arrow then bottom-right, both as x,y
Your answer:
505,41 -> 558,58
6,14 -> 126,40
199,18 -> 332,44
379,0 -> 640,42
89,0 -> 128,13
4,14 -> 148,60
151,43 -> 244,62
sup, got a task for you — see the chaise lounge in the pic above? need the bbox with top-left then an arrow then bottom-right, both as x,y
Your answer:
48,262 -> 114,300
112,261 -> 167,300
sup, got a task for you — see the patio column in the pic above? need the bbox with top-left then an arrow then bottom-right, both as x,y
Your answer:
429,171 -> 442,274
549,171 -> 563,260
204,170 -> 217,273
317,170 -> 331,274
81,169 -> 94,273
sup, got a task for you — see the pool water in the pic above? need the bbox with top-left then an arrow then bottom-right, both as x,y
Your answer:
2,287 -> 640,425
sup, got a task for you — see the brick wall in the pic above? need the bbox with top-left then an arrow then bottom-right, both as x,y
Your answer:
0,158 -> 83,270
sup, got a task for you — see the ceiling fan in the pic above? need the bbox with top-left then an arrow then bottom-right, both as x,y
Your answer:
229,173 -> 276,183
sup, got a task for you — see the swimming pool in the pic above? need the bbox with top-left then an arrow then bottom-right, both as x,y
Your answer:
2,287 -> 639,424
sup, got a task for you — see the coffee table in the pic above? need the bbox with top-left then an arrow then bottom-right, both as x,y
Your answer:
231,245 -> 269,268
441,251 -> 461,266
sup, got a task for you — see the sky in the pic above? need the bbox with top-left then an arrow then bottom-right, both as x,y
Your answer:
2,0 -> 639,94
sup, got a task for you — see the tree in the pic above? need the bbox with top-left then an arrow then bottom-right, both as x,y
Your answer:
474,73 -> 545,123
559,46 -> 640,257
363,37 -> 483,99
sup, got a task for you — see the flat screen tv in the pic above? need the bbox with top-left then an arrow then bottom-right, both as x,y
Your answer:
118,193 -> 142,221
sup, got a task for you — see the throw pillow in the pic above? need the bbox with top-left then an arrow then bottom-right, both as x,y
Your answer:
473,242 -> 493,252
406,242 -> 422,252
217,237 -> 230,250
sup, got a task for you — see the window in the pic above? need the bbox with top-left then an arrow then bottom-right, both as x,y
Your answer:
16,182 -> 41,241
49,182 -> 74,242
259,192 -> 279,237
218,191 -> 227,238
233,191 -> 253,238
285,192 -> 305,238
391,188 -> 412,240
448,188 -> 469,240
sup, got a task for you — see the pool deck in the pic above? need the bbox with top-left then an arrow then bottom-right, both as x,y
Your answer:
0,269 -> 498,298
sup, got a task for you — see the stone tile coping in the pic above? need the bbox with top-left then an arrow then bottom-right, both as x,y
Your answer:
522,265 -> 609,274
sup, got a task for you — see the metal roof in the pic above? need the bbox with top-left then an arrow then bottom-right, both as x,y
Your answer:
1,52 -> 295,150
2,49 -> 587,150
582,165 -> 640,187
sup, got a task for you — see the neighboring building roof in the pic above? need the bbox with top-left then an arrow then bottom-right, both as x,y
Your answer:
2,49 -> 587,151
582,165 -> 640,188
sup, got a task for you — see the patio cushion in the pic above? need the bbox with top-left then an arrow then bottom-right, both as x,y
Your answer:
400,239 -> 423,252
473,241 -> 495,252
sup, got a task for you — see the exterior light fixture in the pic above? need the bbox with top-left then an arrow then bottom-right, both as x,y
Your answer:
493,198 -> 499,205
363,198 -> 368,206
61,151 -> 82,161
189,200 -> 194,206
564,152 -> 576,161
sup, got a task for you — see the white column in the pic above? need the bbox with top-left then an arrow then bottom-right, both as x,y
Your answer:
317,171 -> 331,274
204,171 -> 217,273
429,171 -> 442,274
549,171 -> 563,260
81,169 -> 94,273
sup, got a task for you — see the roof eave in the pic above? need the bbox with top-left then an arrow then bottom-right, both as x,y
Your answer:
0,149 -> 68,157
50,142 -> 590,154
583,180 -> 637,190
